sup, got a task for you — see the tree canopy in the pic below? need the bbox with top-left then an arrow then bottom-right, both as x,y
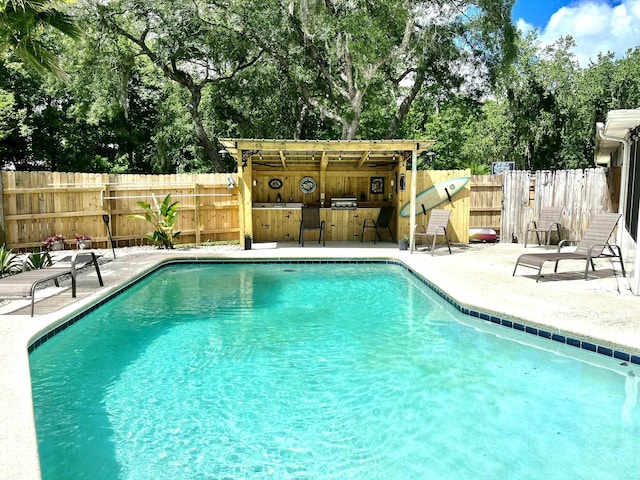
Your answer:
0,0 -> 80,78
0,0 -> 639,173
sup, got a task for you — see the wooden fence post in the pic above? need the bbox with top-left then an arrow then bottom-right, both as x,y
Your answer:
194,182 -> 201,245
0,172 -> 5,245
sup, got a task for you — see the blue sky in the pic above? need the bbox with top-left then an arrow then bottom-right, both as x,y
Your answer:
512,0 -> 574,28
511,0 -> 639,66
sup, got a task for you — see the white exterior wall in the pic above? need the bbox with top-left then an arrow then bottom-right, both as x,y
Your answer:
612,140 -> 639,294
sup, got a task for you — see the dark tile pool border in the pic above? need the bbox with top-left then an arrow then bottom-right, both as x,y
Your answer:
27,259 -> 640,366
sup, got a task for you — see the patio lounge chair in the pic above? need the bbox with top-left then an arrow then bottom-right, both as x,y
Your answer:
299,206 -> 325,247
361,206 -> 395,243
0,251 -> 103,316
513,212 -> 625,282
412,209 -> 452,255
524,207 -> 563,247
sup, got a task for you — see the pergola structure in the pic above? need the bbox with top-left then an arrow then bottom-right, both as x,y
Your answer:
219,139 -> 435,247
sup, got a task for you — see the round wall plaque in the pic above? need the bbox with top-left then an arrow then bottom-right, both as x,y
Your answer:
269,178 -> 283,189
299,176 -> 317,194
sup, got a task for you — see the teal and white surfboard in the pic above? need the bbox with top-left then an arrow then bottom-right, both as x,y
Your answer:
399,177 -> 470,217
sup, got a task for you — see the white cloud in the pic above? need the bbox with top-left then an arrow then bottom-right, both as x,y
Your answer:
516,18 -> 535,36
518,0 -> 640,66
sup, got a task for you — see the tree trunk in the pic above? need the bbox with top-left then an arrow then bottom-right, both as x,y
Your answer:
386,68 -> 426,139
294,102 -> 307,140
189,88 -> 223,172
341,92 -> 362,140
341,120 -> 359,140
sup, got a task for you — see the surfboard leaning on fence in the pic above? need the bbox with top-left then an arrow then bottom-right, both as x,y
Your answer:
400,177 -> 471,217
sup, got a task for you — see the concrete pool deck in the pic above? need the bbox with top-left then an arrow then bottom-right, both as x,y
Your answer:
1,241 -> 638,479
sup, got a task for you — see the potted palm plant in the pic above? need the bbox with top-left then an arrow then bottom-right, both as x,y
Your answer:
398,235 -> 409,251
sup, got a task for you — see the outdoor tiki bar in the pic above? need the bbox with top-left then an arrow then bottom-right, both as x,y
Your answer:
218,139 -> 471,246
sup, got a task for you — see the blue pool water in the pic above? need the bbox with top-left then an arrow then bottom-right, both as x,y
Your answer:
29,263 -> 640,479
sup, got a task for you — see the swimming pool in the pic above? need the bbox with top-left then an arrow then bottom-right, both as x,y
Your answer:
29,262 -> 640,479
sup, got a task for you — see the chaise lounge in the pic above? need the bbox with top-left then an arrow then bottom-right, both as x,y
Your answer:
513,212 -> 625,282
0,251 -> 103,316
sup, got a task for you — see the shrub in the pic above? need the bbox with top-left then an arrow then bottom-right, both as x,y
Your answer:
129,193 -> 181,249
0,245 -> 21,277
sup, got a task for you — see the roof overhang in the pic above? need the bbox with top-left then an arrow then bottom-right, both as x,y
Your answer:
219,139 -> 435,171
595,109 -> 640,166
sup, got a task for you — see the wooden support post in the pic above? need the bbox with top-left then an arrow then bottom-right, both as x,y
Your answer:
0,172 -> 5,245
237,150 -> 253,246
194,183 -> 201,245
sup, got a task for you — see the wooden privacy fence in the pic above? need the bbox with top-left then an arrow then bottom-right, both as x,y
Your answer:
501,168 -> 614,244
0,172 -> 239,250
469,174 -> 502,234
1,169 -> 608,249
399,169 -> 471,243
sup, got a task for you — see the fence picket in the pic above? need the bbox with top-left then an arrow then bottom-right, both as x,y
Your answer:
1,168 -> 615,249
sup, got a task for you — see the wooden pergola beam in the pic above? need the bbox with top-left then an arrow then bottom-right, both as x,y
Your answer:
279,150 -> 287,170
320,151 -> 329,171
221,139 -> 433,154
355,151 -> 369,170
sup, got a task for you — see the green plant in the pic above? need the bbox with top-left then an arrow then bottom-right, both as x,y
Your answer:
0,245 -> 22,277
25,251 -> 52,270
130,194 -> 181,249
43,234 -> 65,248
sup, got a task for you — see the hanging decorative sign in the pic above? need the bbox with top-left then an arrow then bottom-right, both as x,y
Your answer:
299,176 -> 317,194
269,178 -> 283,189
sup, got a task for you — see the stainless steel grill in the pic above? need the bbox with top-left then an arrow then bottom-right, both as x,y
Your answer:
331,197 -> 358,210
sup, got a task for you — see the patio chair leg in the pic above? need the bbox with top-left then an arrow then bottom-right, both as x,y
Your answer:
584,260 -> 590,280
30,284 -> 37,317
611,245 -> 626,276
444,229 -> 452,254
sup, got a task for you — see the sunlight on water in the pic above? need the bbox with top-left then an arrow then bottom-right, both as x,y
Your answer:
29,263 -> 640,479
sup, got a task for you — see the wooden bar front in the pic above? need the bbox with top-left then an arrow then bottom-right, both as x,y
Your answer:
252,206 -> 392,242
